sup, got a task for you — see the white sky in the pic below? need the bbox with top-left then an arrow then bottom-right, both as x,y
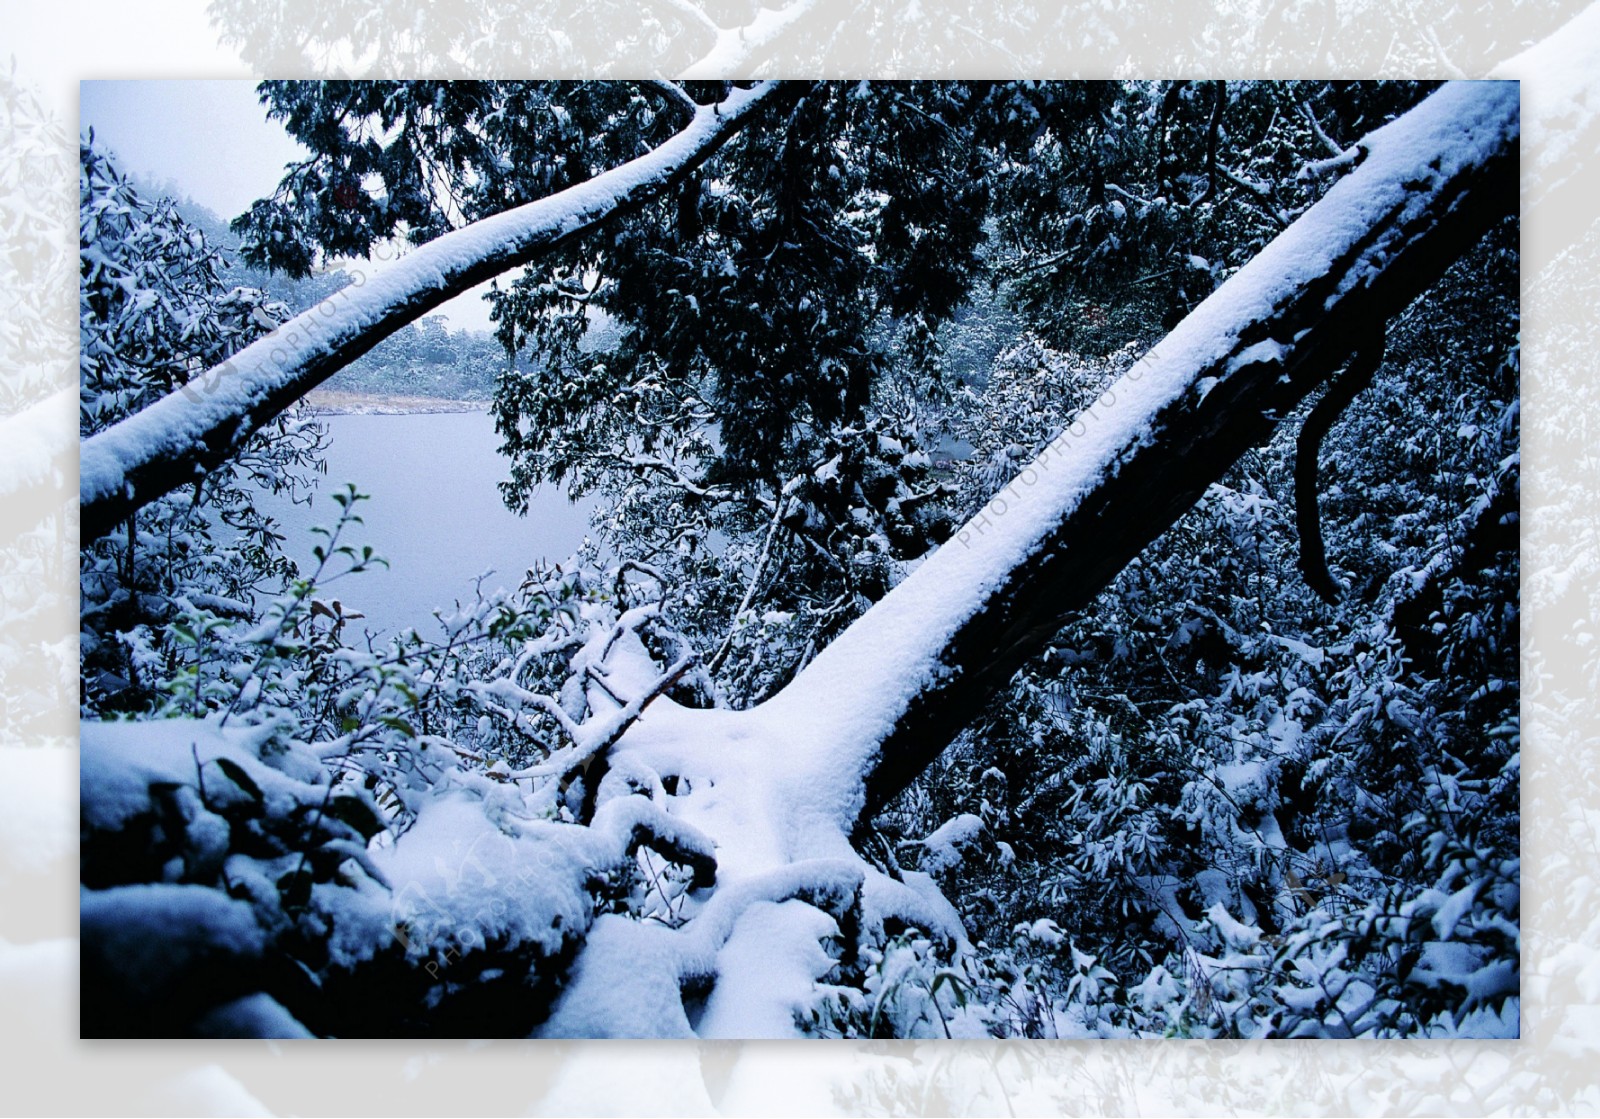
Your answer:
79,80 -> 502,332
11,1 -> 243,113
80,81 -> 303,218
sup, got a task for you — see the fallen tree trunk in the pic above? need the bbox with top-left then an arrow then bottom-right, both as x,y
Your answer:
77,81 -> 788,545
750,80 -> 1519,824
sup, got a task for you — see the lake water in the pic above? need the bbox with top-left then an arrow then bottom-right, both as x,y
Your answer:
264,410 -> 597,637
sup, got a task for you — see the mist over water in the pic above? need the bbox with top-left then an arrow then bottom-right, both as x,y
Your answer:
264,409 -> 598,637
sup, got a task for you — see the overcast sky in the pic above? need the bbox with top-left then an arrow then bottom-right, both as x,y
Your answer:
80,80 -> 501,331
81,81 -> 303,218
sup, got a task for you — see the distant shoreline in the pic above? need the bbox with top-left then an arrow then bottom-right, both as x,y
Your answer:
302,389 -> 491,415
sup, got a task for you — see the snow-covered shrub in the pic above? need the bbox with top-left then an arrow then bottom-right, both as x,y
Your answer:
79,138 -> 326,715
82,491 -> 775,1036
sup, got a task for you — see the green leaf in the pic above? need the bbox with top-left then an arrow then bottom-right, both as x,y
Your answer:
211,756 -> 264,803
277,867 -> 313,909
326,794 -> 387,840
379,715 -> 417,738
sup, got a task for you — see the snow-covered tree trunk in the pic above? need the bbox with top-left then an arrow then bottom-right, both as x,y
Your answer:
713,80 -> 1520,825
77,81 -> 787,544
560,81 -> 1519,1036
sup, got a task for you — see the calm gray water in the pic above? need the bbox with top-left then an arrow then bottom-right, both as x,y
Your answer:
264,410 -> 597,637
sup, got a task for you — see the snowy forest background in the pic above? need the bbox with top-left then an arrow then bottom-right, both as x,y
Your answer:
77,79 -> 1519,1040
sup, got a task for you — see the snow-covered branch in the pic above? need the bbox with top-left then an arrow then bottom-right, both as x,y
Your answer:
678,0 -> 821,79
79,81 -> 790,544
746,81 -> 1518,823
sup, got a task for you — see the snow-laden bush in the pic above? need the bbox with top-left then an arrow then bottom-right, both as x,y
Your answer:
79,139 -> 326,715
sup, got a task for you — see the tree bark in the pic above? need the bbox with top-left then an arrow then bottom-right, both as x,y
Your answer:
1294,333 -> 1385,604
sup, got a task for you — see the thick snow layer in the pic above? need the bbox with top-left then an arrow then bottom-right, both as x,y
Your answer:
81,883 -> 266,997
615,697 -> 864,882
865,870 -> 966,947
1207,902 -> 1264,952
360,790 -> 597,967
697,899 -> 838,1037
919,812 -> 985,873
79,719 -> 322,834
539,915 -> 698,1038
539,856 -> 867,1037
79,82 -> 783,518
